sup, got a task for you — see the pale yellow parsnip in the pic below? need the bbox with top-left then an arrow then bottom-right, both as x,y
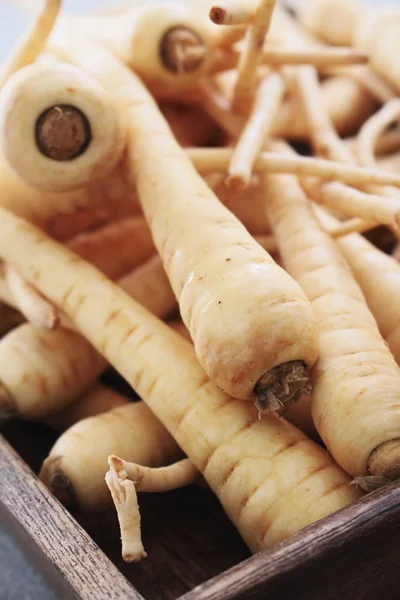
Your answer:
0,255 -> 175,420
52,35 -> 319,403
41,399 -> 182,512
265,165 -> 400,479
0,209 -> 360,552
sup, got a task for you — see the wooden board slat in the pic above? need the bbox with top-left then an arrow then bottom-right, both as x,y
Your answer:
180,480 -> 400,600
0,434 -> 143,600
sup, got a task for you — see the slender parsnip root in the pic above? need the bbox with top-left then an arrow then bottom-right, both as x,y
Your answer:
0,0 -> 60,89
356,100 -> 400,168
106,469 -> 147,563
55,38 -> 320,404
265,157 -> 400,481
2,209 -> 361,551
232,0 -> 277,113
41,400 -> 182,511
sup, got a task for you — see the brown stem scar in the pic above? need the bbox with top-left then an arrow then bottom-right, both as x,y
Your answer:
159,27 -> 207,74
254,361 -> 311,415
35,105 -> 92,162
209,7 -> 226,25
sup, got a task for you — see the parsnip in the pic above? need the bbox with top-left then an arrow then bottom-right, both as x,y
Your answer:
0,256 -> 175,421
0,62 -> 126,192
52,38 -> 322,405
41,399 -> 183,511
265,154 -> 400,481
0,209 -> 361,552
232,0 -> 277,113
67,217 -> 155,280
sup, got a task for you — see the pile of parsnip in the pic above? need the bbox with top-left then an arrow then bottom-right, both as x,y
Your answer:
2,0 -> 400,565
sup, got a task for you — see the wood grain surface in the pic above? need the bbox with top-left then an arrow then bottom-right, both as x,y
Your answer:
181,479 -> 400,600
1,419 -> 249,600
0,432 -> 143,600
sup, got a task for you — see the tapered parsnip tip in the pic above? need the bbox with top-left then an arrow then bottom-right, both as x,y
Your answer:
254,361 -> 311,415
0,383 -> 18,421
36,105 -> 92,162
123,548 -> 148,563
108,454 -> 124,472
368,440 -> 400,481
225,174 -> 247,191
40,456 -> 76,508
209,6 -> 226,25
160,27 -> 207,74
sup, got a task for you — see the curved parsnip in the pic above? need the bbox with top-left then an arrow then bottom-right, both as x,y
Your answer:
53,3 -> 216,101
0,62 -> 126,192
0,210 -> 361,552
41,399 -> 182,511
0,256 -> 175,421
265,164 -> 400,481
58,40 -> 320,404
316,208 -> 400,368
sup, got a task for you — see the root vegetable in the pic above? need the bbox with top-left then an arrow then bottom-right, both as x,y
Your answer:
107,456 -> 200,561
187,147 -> 400,189
2,211 -> 361,552
6,266 -> 59,330
210,3 -> 254,26
232,0 -> 277,113
0,152 -> 138,240
41,399 -> 182,511
297,0 -> 362,46
67,217 -> 155,280
378,152 -> 400,174
60,40 -> 321,403
227,71 -> 286,189
316,207 -> 400,369
0,62 -> 126,192
356,100 -> 400,168
265,146 -> 400,481
55,3 -> 215,100
0,255 -> 175,421
105,469 -> 146,563
0,0 -> 60,89
210,70 -> 378,141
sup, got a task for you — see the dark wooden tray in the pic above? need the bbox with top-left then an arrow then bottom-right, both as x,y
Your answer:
1,419 -> 400,600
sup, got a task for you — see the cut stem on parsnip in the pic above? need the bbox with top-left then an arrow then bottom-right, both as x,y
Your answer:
209,3 -> 254,26
0,0 -> 60,89
3,209 -> 361,552
232,0 -> 277,113
0,62 -> 126,193
227,71 -> 286,189
356,99 -> 400,168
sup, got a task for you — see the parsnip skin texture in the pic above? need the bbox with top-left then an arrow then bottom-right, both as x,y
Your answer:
41,402 -> 182,512
0,256 -> 175,421
0,209 -> 360,551
0,324 -> 104,421
54,38 -> 320,403
266,172 -> 400,478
